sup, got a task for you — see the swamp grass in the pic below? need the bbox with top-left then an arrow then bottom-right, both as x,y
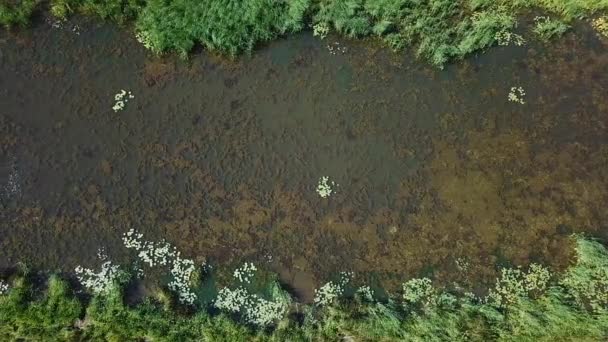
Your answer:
2,0 -> 608,66
0,236 -> 607,341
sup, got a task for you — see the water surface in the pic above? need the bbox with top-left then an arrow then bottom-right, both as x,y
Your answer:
1,17 -> 607,300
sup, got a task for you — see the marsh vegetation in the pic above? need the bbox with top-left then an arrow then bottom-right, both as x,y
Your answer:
2,0 -> 608,65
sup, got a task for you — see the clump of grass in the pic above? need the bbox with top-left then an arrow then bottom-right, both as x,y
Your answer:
533,15 -> 570,40
0,0 -> 40,28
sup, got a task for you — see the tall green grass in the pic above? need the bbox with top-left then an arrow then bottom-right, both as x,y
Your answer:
3,0 -> 607,66
0,236 -> 607,341
134,0 -> 309,57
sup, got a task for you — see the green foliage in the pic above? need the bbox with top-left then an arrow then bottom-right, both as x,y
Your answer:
533,16 -> 570,40
0,236 -> 607,341
0,0 -> 39,28
135,0 -> 309,57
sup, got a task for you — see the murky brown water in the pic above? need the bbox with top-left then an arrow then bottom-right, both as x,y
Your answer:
1,16 -> 607,301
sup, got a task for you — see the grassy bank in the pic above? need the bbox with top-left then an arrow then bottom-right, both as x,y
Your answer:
0,235 -> 607,341
2,0 -> 608,66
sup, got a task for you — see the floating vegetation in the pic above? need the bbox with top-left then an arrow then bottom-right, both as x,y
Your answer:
112,89 -> 134,112
215,263 -> 291,327
233,262 -> 257,284
495,30 -> 526,46
122,228 -> 199,305
74,261 -> 125,295
316,176 -> 337,198
508,86 -> 526,104
326,41 -> 347,55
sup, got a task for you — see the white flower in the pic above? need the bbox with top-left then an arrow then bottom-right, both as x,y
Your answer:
357,285 -> 374,301
75,261 -> 122,294
316,176 -> 337,198
508,86 -> 526,105
123,228 -> 198,305
214,287 -> 288,327
0,280 -> 9,295
495,30 -> 526,46
112,90 -> 134,112
233,263 -> 257,284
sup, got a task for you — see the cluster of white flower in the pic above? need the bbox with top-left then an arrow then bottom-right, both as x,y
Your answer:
508,86 -> 526,104
123,229 -> 176,267
357,285 -> 374,301
112,90 -> 134,112
0,280 -> 9,295
168,255 -> 197,305
495,30 -> 526,46
215,266 -> 289,327
402,277 -> 436,307
122,229 -> 199,305
326,42 -> 347,55
215,287 -> 288,327
314,271 -> 353,306
487,264 -> 551,308
75,261 -> 122,294
244,295 -> 289,327
215,287 -> 250,312
234,263 -> 257,284
313,22 -> 330,39
316,176 -> 337,198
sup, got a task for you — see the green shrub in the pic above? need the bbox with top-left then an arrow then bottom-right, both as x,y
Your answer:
0,0 -> 39,28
